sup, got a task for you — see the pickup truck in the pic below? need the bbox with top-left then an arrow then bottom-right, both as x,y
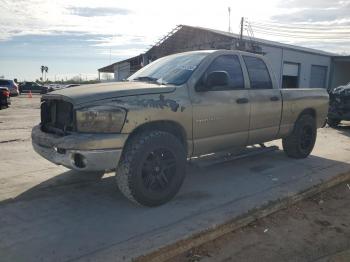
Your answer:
32,50 -> 329,206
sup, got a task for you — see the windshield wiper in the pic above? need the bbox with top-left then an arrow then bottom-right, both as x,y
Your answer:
133,76 -> 159,82
132,76 -> 167,85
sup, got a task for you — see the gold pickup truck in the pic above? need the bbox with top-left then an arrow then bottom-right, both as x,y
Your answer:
32,50 -> 329,206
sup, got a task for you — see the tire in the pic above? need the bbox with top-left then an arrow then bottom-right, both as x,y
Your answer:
116,131 -> 186,206
327,118 -> 340,127
282,114 -> 317,159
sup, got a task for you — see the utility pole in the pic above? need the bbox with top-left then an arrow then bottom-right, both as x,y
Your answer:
109,47 -> 111,64
240,17 -> 244,41
228,7 -> 231,33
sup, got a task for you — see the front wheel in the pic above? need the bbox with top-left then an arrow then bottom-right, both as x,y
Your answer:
116,131 -> 186,206
282,114 -> 317,159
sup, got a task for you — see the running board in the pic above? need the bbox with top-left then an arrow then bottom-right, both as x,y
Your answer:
189,144 -> 279,168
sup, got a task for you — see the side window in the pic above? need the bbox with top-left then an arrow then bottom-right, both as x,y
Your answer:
243,56 -> 273,89
204,55 -> 245,91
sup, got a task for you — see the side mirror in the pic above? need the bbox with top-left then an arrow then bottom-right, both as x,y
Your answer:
202,71 -> 229,91
195,71 -> 230,92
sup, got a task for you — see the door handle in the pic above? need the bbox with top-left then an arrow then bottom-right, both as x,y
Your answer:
270,96 -> 280,101
236,98 -> 249,104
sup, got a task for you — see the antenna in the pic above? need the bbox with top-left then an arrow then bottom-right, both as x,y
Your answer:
228,7 -> 231,33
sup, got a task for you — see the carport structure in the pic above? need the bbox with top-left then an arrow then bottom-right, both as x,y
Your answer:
98,55 -> 143,81
330,56 -> 350,90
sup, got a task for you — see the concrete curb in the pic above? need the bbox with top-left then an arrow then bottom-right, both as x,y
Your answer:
135,171 -> 350,262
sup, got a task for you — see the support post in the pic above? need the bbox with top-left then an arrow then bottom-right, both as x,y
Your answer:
240,17 -> 244,41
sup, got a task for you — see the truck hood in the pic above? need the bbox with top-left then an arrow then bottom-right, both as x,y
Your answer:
42,81 -> 176,105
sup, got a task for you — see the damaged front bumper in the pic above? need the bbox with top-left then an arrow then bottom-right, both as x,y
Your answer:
31,125 -> 128,171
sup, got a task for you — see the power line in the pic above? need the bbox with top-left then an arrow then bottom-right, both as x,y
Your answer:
248,24 -> 350,35
244,19 -> 350,40
249,19 -> 350,30
250,28 -> 350,40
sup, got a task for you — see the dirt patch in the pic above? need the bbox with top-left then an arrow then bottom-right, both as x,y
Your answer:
169,181 -> 350,262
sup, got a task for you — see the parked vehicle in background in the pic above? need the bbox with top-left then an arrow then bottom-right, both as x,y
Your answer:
0,87 -> 10,109
32,50 -> 329,206
19,82 -> 48,94
65,84 -> 80,88
327,82 -> 350,127
47,84 -> 80,92
0,79 -> 19,96
47,84 -> 61,92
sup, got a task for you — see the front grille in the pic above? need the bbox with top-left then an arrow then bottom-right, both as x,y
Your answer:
41,99 -> 74,135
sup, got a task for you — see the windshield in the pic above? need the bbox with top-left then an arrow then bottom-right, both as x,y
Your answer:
128,52 -> 208,85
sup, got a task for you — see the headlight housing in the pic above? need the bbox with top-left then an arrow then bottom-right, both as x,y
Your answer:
76,105 -> 126,133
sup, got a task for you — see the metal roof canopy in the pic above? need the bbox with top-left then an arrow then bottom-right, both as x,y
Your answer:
98,54 -> 143,73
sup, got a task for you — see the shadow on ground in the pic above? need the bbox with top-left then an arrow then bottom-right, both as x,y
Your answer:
333,123 -> 350,138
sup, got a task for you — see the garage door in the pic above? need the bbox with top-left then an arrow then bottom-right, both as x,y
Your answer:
310,65 -> 327,89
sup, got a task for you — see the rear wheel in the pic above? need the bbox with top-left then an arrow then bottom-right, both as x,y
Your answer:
282,114 -> 317,159
116,131 -> 186,206
327,118 -> 341,127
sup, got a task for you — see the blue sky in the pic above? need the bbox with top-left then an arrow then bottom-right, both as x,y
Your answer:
0,0 -> 349,81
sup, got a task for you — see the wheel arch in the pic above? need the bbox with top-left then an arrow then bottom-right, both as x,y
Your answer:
124,120 -> 188,152
298,108 -> 316,120
287,108 -> 317,136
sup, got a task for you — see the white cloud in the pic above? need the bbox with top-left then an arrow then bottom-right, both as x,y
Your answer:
1,0 -> 350,80
0,0 -> 280,42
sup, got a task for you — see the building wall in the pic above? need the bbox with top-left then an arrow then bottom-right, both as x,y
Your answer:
146,27 -> 332,89
261,45 -> 331,89
108,27 -> 333,88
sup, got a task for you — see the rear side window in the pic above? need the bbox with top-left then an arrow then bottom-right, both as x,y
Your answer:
205,55 -> 245,90
243,56 -> 273,89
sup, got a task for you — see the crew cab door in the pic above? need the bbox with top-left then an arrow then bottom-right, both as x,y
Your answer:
190,54 -> 250,155
242,55 -> 282,144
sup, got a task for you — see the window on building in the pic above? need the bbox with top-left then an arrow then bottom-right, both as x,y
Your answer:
203,55 -> 245,91
243,56 -> 273,89
282,62 -> 299,89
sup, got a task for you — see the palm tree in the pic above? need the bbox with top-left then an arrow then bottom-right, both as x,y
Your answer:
40,65 -> 45,81
44,66 -> 48,81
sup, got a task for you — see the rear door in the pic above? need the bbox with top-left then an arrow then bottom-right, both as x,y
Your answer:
242,55 -> 282,144
190,54 -> 250,155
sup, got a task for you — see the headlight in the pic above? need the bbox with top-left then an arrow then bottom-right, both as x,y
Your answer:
76,105 -> 126,133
